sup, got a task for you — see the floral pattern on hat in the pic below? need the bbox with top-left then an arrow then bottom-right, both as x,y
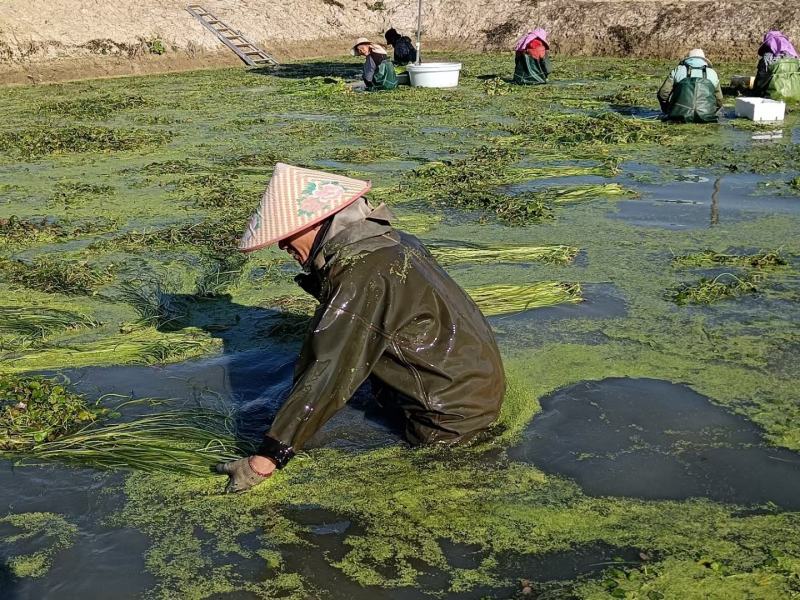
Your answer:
297,181 -> 346,217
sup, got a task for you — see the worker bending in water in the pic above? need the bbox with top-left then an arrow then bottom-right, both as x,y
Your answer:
657,48 -> 723,123
513,28 -> 552,85
351,37 -> 398,91
215,164 -> 506,493
753,31 -> 800,101
384,27 -> 417,66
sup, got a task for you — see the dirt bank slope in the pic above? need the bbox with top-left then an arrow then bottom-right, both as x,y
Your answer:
1,0 -> 797,83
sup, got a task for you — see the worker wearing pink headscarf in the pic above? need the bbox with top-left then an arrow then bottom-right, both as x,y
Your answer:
513,28 -> 552,85
753,31 -> 800,100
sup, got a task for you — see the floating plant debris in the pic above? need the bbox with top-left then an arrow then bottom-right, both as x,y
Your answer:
467,282 -> 582,316
672,249 -> 787,269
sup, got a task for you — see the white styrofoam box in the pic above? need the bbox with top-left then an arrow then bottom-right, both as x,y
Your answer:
407,62 -> 462,88
735,97 -> 786,121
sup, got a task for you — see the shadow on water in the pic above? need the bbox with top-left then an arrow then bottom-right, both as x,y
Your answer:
509,377 -> 800,509
0,562 -> 16,600
59,293 -> 406,451
249,62 -> 362,80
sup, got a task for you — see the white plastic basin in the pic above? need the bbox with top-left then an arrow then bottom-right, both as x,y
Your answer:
735,97 -> 786,122
407,62 -> 462,88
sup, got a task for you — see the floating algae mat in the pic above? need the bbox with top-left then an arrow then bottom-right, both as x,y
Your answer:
0,53 -> 799,598
509,378 -> 800,509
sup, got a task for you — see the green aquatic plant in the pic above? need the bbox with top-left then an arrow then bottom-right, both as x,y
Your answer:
37,91 -> 150,119
0,375 -> 242,474
534,182 -> 635,204
0,215 -> 64,245
0,306 -> 99,343
672,249 -> 787,269
0,126 -> 171,158
49,180 -> 114,207
195,254 -> 248,297
669,273 -> 760,306
467,282 -> 582,316
506,111 -> 674,146
429,243 -> 578,266
0,374 -> 108,450
119,279 -> 186,330
91,218 -> 243,257
2,329 -> 220,372
483,77 -> 510,96
0,257 -> 115,296
0,513 -> 78,578
24,405 -> 244,475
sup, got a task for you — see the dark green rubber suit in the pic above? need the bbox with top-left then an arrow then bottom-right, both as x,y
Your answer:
513,52 -> 552,85
255,201 -> 506,468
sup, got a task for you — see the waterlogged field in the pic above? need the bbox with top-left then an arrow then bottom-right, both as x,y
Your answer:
1,54 -> 800,599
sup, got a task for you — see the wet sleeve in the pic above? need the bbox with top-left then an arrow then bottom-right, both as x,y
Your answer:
262,273 -> 390,459
657,74 -> 674,112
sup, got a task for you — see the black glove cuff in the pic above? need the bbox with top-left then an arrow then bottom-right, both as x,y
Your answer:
256,435 -> 295,469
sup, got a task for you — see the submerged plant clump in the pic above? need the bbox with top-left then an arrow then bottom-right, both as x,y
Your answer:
0,257 -> 115,296
37,91 -> 150,119
467,282 -> 582,316
669,274 -> 760,306
506,111 -> 675,147
0,215 -> 64,245
49,180 -> 114,207
0,126 -> 171,158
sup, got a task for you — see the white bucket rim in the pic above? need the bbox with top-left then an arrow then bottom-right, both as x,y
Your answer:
406,62 -> 463,72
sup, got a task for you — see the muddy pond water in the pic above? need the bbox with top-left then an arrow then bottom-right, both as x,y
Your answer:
1,55 -> 800,599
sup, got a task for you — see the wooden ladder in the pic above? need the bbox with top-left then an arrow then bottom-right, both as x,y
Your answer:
186,5 -> 278,67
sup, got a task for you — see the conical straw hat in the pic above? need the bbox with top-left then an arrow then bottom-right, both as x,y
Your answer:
239,163 -> 371,253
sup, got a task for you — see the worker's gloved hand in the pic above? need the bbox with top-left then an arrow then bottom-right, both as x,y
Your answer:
214,455 -> 275,494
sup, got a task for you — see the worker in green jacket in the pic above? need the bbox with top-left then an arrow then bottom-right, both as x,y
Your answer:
215,164 -> 506,493
657,49 -> 724,123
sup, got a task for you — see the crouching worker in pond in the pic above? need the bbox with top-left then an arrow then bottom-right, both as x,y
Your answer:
657,48 -> 723,123
215,164 -> 507,493
513,28 -> 552,85
352,37 -> 398,91
753,31 -> 800,102
384,27 -> 417,66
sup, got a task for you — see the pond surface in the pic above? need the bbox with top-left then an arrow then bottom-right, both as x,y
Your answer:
509,377 -> 800,508
1,54 -> 799,599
